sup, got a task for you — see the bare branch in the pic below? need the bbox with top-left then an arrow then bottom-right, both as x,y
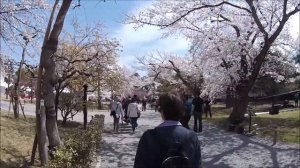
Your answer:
129,1 -> 250,29
245,0 -> 268,38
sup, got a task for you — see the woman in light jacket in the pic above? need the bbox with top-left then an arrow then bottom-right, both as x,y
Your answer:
127,96 -> 140,133
111,97 -> 123,133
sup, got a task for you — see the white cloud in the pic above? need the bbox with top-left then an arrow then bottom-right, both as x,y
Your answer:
114,24 -> 190,67
289,13 -> 299,39
111,1 -> 190,68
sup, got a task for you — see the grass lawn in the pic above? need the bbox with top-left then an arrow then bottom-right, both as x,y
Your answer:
253,109 -> 300,144
0,111 -> 83,168
206,104 -> 300,144
0,112 -> 36,168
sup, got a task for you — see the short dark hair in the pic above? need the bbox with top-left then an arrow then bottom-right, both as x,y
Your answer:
158,93 -> 185,121
194,90 -> 200,96
132,95 -> 138,102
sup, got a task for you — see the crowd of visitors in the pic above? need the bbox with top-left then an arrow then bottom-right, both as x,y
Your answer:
108,90 -> 300,168
110,95 -> 141,133
109,91 -> 213,167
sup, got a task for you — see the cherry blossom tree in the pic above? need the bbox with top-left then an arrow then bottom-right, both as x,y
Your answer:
127,0 -> 300,127
1,0 -> 50,57
118,66 -> 159,98
137,51 -> 204,94
53,20 -> 120,114
1,55 -> 16,99
33,0 -> 72,165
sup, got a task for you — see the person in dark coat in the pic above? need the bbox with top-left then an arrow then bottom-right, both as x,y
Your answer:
122,96 -> 131,123
204,98 -> 212,118
180,94 -> 193,129
295,93 -> 299,108
142,99 -> 147,111
134,92 -> 201,168
192,90 -> 204,132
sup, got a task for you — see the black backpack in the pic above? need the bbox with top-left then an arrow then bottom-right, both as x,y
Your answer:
153,129 -> 193,168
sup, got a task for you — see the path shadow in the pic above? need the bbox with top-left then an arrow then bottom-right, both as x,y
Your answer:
97,134 -> 139,168
200,122 -> 300,168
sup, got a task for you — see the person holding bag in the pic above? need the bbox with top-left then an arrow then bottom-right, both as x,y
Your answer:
110,97 -> 123,133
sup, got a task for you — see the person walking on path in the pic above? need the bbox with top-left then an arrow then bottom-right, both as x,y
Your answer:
134,92 -> 201,168
122,96 -> 131,123
294,93 -> 299,108
154,98 -> 159,112
180,94 -> 193,129
204,97 -> 212,118
142,99 -> 147,111
127,95 -> 141,133
192,90 -> 204,132
110,97 -> 123,133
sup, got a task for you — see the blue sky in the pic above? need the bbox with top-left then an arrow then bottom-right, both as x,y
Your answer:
66,0 -> 190,68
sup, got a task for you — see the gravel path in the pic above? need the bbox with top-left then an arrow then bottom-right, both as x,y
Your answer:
93,109 -> 300,168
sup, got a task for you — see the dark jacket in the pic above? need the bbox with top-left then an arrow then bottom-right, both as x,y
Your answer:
192,97 -> 203,112
134,125 -> 201,168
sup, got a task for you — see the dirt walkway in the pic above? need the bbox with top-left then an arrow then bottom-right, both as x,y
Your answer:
93,109 -> 300,168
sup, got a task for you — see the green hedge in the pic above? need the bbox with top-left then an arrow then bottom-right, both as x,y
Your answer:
50,115 -> 105,168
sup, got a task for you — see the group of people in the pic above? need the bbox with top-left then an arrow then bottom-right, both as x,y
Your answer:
162,90 -> 212,133
135,92 -> 202,168
110,91 -> 210,167
110,95 -> 141,133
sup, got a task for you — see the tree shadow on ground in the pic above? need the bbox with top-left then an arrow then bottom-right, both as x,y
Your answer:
98,118 -> 156,168
0,145 -> 30,168
200,122 -> 300,168
97,133 -> 139,168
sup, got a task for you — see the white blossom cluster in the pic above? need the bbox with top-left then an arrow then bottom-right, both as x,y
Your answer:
128,0 -> 299,99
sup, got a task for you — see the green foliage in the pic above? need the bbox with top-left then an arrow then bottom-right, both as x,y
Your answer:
50,115 -> 105,168
49,147 -> 77,168
59,92 -> 83,123
106,71 -> 124,93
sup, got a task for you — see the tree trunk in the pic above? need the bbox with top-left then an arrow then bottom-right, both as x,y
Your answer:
37,100 -> 48,165
33,0 -> 71,165
228,82 -> 250,132
62,116 -> 67,125
13,42 -> 28,119
228,95 -> 249,123
225,88 -> 234,108
97,78 -> 102,110
13,83 -> 19,119
54,88 -> 60,119
83,85 -> 88,129
42,41 -> 61,150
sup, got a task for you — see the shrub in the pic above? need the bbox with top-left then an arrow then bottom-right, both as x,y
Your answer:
59,92 -> 83,125
50,114 -> 105,168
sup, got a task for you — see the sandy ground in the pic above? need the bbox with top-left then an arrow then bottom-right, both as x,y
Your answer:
94,109 -> 300,168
